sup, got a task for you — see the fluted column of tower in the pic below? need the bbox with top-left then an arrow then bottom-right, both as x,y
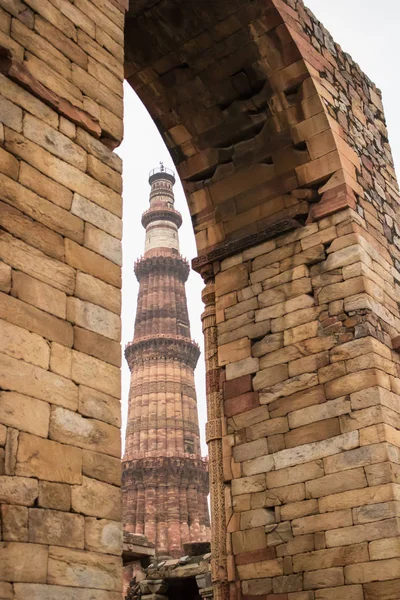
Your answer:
122,165 -> 210,558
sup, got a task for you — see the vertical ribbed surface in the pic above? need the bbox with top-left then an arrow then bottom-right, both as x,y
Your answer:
122,168 -> 210,558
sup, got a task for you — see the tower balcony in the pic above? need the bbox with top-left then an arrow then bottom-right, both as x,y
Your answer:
125,333 -> 201,369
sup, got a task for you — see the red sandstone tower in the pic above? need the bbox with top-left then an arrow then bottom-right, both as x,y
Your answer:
122,165 -> 210,558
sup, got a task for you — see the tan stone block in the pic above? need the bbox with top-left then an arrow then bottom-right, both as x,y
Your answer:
4,427 -> 18,476
318,361 -> 347,384
269,385 -> 326,418
0,261 -> 11,293
292,510 -> 352,537
284,321 -> 319,346
351,386 -> 400,412
50,406 -> 120,458
1,317 -> 50,369
229,406 -> 269,432
0,542 -> 48,583
259,345 -> 302,369
225,356 -> 259,381
75,272 -> 120,315
369,537 -> 400,560
225,296 -> 258,320
12,271 -> 67,319
237,558 -> 283,580
231,474 -> 266,496
285,418 -> 340,449
74,326 -> 121,368
0,582 -> 13,599
0,291 -> 72,347
260,372 -> 319,406
50,343 -> 72,379
16,432 -> 82,484
67,297 -> 120,342
318,277 -> 367,304
345,557 -> 400,584
219,337 -> 251,367
265,482 -> 306,506
258,279 -> 313,308
319,483 -> 398,514
82,449 -> 121,486
65,239 -> 121,288
232,525 -> 267,554
19,162 -> 73,211
0,172 -> 84,244
289,398 -> 351,429
84,517 -> 122,556
240,508 -> 276,530
242,454 -> 274,477
275,431 -> 359,470
87,154 -> 121,194
267,461 -> 324,490
39,481 -> 71,511
253,363 -> 289,391
23,113 -> 87,171
0,475 -> 38,506
59,117 -> 76,139
252,332 -> 284,358
246,416 -> 289,441
315,585 -> 363,600
84,224 -> 121,266
326,518 -> 400,549
29,508 -> 84,549
281,499 -> 319,522
0,88 -> 23,128
218,310 -> 254,336
304,567 -> 344,589
1,504 -> 28,541
323,443 -> 389,474
325,369 -> 390,400
233,438 -> 269,463
5,130 -> 122,217
215,264 -> 248,297
0,392 -> 50,438
277,533 -> 315,558
365,462 -> 400,487
360,423 -> 400,447
48,546 -> 122,591
71,476 -> 121,520
72,193 -> 121,239
0,145 -> 19,180
242,577 -> 272,595
14,583 -> 122,600
78,385 -> 120,428
306,468 -> 367,499
1,348 -> 78,411
0,232 -> 74,293
75,128 -> 122,174
363,579 -> 400,600
71,350 -> 120,399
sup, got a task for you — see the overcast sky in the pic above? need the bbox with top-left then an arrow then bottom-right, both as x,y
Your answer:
118,1 -> 400,454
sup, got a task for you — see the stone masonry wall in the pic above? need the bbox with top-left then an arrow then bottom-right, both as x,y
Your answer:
0,0 -> 125,597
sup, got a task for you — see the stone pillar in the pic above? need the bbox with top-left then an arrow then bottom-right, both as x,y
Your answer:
0,0 -> 125,596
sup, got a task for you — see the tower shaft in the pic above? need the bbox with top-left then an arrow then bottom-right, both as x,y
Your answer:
123,167 -> 209,558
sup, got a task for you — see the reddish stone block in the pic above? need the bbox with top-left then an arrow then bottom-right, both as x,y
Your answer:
224,392 -> 260,418
307,184 -> 357,222
236,547 -> 276,566
224,374 -> 253,400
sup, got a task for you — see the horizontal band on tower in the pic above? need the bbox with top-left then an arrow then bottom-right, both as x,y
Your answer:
141,207 -> 182,228
125,334 -> 200,368
135,254 -> 190,282
123,455 -> 209,490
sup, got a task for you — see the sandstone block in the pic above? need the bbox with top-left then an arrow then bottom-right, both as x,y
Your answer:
259,346 -> 302,370
78,385 -> 121,427
231,474 -> 266,496
0,392 -> 50,438
85,517 -> 122,556
19,162 -> 73,210
274,431 -> 359,470
253,364 -> 288,391
14,584 -> 123,600
87,154 -> 122,193
67,297 -> 120,341
0,542 -> 48,583
315,585 -> 363,600
0,476 -> 38,507
75,271 -> 121,314
1,505 -> 28,541
71,350 -> 120,398
39,481 -> 71,512
284,418 -> 340,449
269,385 -> 326,419
280,499 -> 319,522
1,318 -> 50,369
65,239 -> 121,288
326,518 -> 400,548
233,438 -> 269,463
252,332 -> 284,358
50,406 -> 120,458
215,264 -> 248,297
71,193 -> 122,238
226,356 -> 259,381
16,432 -> 82,484
0,261 -> 11,293
0,582 -> 12,599
240,508 -> 276,530
74,326 -> 121,367
82,449 -> 121,486
325,369 -> 390,400
50,343 -> 72,379
48,546 -> 122,591
267,461 -> 324,490
0,353 -> 78,411
84,223 -> 122,266
242,454 -> 275,477
345,557 -> 400,584
219,337 -> 251,367
246,416 -> 289,441
293,543 -> 369,573
0,232 -> 74,293
224,391 -> 260,419
288,397 -> 351,429
292,510 -> 352,536
306,468 -> 367,499
29,508 -> 84,549
323,443 -> 389,474
319,484 -> 397,513
71,476 -> 121,520
304,567 -> 344,590
12,270 -> 67,319
369,537 -> 400,560
353,501 -> 399,525
237,558 -> 283,580
241,577 -> 272,595
0,145 -> 19,180
288,351 -> 329,377
260,373 -> 319,406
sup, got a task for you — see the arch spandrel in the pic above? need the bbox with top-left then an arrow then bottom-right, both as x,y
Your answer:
124,0 -> 371,264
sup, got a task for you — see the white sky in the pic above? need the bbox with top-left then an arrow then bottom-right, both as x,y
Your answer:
117,1 -> 400,455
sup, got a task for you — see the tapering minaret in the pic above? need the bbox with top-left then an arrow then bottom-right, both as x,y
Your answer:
122,164 -> 210,558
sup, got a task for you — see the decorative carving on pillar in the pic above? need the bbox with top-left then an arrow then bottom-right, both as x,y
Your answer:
201,273 -> 229,600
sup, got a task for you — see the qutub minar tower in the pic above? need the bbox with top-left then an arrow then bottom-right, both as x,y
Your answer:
122,164 -> 210,558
